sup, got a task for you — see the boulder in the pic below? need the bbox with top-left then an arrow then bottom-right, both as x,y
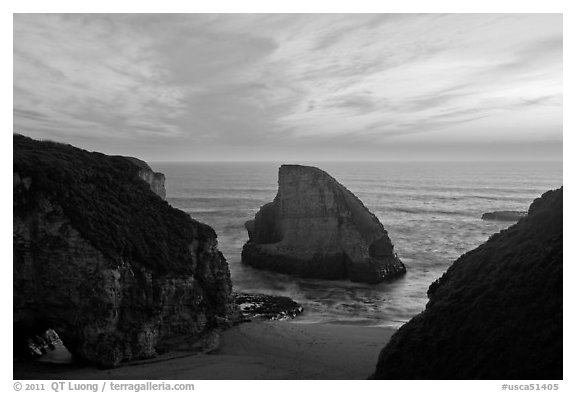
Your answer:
242,164 -> 405,283
373,188 -> 562,379
13,134 -> 235,367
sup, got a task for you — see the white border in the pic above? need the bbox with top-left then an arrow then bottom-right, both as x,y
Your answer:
3,1 -> 572,390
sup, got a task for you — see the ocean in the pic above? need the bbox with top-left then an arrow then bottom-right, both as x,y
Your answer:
152,161 -> 562,328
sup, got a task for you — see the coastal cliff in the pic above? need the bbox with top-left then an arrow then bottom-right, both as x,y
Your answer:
373,187 -> 562,379
13,135 -> 234,367
242,165 -> 405,283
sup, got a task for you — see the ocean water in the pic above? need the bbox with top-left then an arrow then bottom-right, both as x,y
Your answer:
153,161 -> 562,328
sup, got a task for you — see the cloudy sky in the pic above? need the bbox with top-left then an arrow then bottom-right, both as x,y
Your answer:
13,14 -> 562,161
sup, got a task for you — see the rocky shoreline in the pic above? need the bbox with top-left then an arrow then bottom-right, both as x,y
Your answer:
233,293 -> 304,321
17,291 -> 305,365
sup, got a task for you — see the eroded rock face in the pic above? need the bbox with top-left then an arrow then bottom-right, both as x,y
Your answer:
242,165 -> 405,283
13,135 -> 234,367
373,187 -> 563,380
120,156 -> 166,200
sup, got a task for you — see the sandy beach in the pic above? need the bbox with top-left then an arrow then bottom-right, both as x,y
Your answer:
14,321 -> 395,380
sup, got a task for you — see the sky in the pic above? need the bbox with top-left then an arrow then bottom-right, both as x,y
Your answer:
13,13 -> 562,162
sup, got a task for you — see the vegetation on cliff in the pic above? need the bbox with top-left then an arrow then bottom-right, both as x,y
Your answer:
14,134 -> 214,275
14,134 -> 233,366
374,187 -> 562,379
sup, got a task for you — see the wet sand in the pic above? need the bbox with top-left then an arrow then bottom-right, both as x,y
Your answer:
14,321 -> 395,380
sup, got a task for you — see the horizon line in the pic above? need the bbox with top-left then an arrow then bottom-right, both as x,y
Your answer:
148,159 -> 563,164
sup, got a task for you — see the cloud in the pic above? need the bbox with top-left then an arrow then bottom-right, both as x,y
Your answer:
13,13 -> 562,161
13,108 -> 48,121
325,95 -> 387,113
311,14 -> 406,51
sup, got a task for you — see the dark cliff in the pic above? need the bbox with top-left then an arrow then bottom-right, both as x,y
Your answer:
242,164 -> 405,283
373,187 -> 562,379
13,134 -> 234,367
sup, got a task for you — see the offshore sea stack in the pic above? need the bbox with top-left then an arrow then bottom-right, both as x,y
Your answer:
13,135 -> 234,367
374,187 -> 563,379
242,165 -> 406,283
481,210 -> 527,222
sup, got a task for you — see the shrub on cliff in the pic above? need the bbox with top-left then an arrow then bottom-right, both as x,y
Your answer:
14,134 -> 215,275
374,187 -> 562,379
